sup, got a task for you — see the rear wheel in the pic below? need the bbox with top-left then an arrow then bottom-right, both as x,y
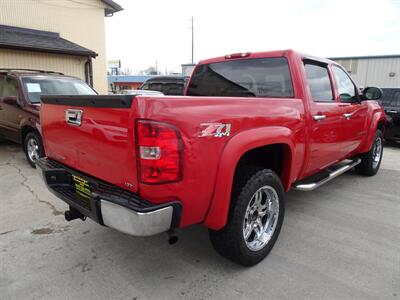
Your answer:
355,129 -> 383,176
24,132 -> 44,168
209,168 -> 285,266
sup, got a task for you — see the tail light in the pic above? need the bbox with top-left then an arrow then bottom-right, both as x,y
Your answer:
136,120 -> 182,184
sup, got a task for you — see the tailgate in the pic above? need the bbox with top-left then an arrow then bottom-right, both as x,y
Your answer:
40,95 -> 139,193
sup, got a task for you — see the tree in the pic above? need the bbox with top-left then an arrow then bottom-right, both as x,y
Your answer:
143,66 -> 158,75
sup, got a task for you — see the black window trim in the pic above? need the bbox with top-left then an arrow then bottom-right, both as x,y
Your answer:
303,59 -> 335,103
0,75 -> 4,98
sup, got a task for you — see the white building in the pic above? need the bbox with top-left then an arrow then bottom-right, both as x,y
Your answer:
330,55 -> 400,88
181,63 -> 196,77
0,0 -> 122,93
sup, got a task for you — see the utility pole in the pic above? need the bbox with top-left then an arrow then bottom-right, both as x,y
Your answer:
190,16 -> 194,64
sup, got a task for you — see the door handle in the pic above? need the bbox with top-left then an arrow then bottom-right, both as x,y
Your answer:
313,115 -> 326,121
65,109 -> 83,126
343,113 -> 353,120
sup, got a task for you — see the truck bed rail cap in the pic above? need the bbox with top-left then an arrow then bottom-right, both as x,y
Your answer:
40,95 -> 134,108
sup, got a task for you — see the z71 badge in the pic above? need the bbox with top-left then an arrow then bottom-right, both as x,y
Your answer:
200,123 -> 231,138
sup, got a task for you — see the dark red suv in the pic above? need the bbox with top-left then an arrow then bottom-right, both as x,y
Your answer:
0,69 -> 96,167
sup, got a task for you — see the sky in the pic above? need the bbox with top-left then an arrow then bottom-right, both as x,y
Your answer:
105,0 -> 400,74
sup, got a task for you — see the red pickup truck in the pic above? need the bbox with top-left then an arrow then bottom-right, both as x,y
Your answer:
37,50 -> 386,266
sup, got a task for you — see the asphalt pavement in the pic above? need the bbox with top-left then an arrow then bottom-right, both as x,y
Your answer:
0,140 -> 399,300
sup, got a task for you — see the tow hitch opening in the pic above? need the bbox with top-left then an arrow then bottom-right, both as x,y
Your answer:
65,207 -> 86,222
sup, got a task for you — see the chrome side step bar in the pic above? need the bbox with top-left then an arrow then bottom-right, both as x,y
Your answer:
293,158 -> 361,191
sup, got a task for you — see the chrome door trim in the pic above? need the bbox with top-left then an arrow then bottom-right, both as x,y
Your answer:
313,114 -> 326,121
343,113 -> 353,120
65,109 -> 83,126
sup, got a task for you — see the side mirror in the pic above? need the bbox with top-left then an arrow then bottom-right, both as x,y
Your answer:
2,96 -> 19,106
362,87 -> 383,100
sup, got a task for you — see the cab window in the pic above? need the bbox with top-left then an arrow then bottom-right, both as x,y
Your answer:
187,57 -> 294,98
332,65 -> 358,102
304,62 -> 333,102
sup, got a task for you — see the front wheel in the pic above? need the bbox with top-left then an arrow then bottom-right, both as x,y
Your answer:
355,129 -> 383,176
24,132 -> 44,168
209,168 -> 285,266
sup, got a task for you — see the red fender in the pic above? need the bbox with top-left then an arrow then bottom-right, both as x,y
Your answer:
204,126 -> 296,230
359,111 -> 386,153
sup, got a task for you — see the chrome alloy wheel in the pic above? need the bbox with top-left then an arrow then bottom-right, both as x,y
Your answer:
243,185 -> 280,251
372,136 -> 383,168
27,137 -> 39,163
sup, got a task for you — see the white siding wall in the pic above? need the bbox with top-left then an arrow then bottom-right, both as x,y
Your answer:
182,65 -> 196,77
0,0 -> 110,93
0,49 -> 86,80
334,58 -> 400,88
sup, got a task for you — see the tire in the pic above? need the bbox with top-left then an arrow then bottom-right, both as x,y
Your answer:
355,129 -> 383,176
23,132 -> 44,168
209,168 -> 285,266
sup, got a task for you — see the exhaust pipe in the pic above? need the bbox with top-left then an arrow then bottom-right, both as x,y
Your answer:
167,230 -> 179,245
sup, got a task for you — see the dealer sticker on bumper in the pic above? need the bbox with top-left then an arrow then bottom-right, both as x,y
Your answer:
72,175 -> 91,199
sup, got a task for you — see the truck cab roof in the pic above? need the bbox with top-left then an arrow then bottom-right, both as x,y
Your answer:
199,49 -> 336,66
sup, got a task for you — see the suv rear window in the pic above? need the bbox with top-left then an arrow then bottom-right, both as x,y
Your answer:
187,57 -> 293,98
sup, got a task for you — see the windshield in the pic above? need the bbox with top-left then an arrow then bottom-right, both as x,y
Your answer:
21,76 -> 97,103
187,57 -> 293,98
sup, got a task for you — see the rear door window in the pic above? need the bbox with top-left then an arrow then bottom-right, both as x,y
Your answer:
187,57 -> 294,98
2,77 -> 19,98
304,62 -> 334,102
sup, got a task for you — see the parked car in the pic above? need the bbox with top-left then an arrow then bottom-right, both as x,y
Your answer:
121,89 -> 164,96
379,88 -> 400,142
37,50 -> 385,266
138,76 -> 188,95
0,69 -> 96,167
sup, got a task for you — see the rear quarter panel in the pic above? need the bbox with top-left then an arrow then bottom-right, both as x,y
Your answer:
135,96 -> 306,228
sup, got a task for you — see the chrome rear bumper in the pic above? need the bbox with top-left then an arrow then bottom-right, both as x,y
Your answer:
36,158 -> 181,237
101,200 -> 173,236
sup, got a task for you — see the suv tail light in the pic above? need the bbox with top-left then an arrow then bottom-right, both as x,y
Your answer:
136,120 -> 182,184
